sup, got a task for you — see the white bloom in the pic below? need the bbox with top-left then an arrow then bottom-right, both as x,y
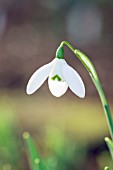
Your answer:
26,58 -> 85,98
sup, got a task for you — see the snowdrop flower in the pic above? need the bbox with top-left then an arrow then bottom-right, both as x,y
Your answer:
26,57 -> 85,98
26,45 -> 85,98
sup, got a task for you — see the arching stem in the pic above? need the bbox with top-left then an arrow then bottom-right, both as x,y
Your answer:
59,41 -> 113,140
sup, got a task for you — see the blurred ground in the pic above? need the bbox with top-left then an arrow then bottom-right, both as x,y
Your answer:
1,90 -> 112,143
0,90 -> 113,170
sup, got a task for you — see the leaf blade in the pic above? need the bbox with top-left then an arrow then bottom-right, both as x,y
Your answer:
23,132 -> 46,170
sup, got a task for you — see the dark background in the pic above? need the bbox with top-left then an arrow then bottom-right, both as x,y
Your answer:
0,0 -> 112,99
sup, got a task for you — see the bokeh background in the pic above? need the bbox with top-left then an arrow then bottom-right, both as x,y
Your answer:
0,0 -> 113,169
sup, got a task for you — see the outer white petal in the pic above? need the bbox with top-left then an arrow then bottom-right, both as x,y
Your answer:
26,61 -> 54,95
48,79 -> 68,97
62,64 -> 85,98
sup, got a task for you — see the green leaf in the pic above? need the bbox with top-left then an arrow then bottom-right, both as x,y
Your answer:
105,137 -> 113,159
104,166 -> 112,170
23,132 -> 46,170
105,166 -> 110,170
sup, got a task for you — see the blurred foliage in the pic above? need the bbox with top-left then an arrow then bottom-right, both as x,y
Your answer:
24,126 -> 113,170
23,128 -> 87,170
44,126 -> 87,170
0,91 -> 111,170
0,92 -> 113,170
23,132 -> 46,170
105,137 -> 113,159
24,129 -> 87,170
97,151 -> 113,169
0,102 -> 24,170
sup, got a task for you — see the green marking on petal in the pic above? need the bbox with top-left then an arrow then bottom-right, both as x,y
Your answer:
51,74 -> 62,81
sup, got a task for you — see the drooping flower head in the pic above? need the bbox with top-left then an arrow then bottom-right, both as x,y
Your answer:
26,46 -> 85,98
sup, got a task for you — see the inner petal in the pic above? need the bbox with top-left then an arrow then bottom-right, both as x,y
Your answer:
48,78 -> 68,97
49,58 -> 65,81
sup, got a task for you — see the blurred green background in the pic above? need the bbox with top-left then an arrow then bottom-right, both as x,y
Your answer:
0,0 -> 113,169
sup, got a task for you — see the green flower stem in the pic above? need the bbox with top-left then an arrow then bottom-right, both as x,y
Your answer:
60,41 -> 113,140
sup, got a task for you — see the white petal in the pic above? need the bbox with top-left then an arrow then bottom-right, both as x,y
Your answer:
49,58 -> 66,80
48,79 -> 68,97
26,62 -> 54,95
62,64 -> 85,98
